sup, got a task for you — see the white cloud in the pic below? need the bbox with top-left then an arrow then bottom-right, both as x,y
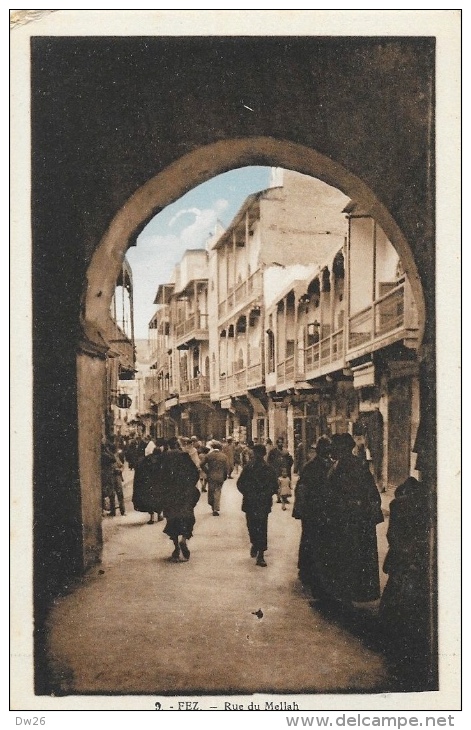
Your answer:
214,198 -> 229,213
128,200 -> 229,337
168,207 -> 201,228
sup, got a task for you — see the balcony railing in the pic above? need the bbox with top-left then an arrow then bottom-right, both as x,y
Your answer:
247,270 -> 262,296
234,368 -> 247,391
375,285 -> 405,336
304,328 -> 344,375
277,355 -> 295,383
105,317 -> 134,370
217,269 -> 262,321
174,312 -> 209,340
234,280 -> 246,305
180,375 -> 210,397
219,374 -> 234,395
247,362 -> 263,387
304,341 -> 320,372
149,387 -> 170,405
348,281 -> 406,352
218,361 -> 264,395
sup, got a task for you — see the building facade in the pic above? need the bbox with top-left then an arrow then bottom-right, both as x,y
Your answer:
145,170 -> 421,492
145,251 -> 216,440
103,258 -> 136,439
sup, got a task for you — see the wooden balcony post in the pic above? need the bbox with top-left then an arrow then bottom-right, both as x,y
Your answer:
225,243 -> 229,303
245,210 -> 250,285
330,267 -> 336,362
232,228 -> 237,292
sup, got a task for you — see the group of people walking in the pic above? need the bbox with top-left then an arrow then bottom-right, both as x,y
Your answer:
102,431 -> 294,567
101,427 -> 429,677
101,430 -> 422,613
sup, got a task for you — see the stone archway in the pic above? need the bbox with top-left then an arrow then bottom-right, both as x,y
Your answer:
79,136 -> 426,568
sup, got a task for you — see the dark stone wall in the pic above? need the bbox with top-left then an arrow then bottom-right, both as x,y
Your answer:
31,36 -> 435,692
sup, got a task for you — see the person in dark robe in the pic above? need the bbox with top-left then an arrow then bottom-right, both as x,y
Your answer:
159,437 -> 201,562
265,438 -> 274,460
379,477 -> 432,683
240,441 -> 254,468
321,433 -> 384,605
268,438 -> 294,477
132,442 -> 165,523
294,439 -> 306,475
125,435 -> 146,471
268,438 -> 294,502
237,444 -> 278,567
292,436 -> 332,595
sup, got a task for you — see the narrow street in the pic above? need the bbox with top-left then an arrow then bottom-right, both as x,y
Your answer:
45,468 -> 393,696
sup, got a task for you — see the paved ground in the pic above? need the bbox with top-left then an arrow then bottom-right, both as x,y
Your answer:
45,468 -> 394,696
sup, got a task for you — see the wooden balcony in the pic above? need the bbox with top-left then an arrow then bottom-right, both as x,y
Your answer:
149,388 -> 170,406
174,313 -> 209,345
179,375 -> 210,401
233,368 -> 247,393
219,359 -> 264,397
247,362 -> 264,389
217,270 -> 262,321
277,355 -> 295,384
219,374 -> 234,396
347,280 -> 418,359
304,328 -> 345,379
104,317 -> 135,374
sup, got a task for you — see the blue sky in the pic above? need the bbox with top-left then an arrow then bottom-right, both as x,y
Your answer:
126,166 -> 272,338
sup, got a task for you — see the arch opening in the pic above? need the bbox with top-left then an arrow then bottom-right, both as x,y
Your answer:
83,137 -> 425,346
77,138 -> 430,653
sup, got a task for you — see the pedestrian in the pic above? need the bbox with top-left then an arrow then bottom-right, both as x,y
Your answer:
222,436 -> 235,478
237,444 -> 278,567
353,434 -> 374,475
277,467 -> 292,510
233,441 -> 243,475
126,434 -> 146,470
101,437 -> 115,516
294,439 -> 306,475
320,433 -> 384,605
191,435 -> 202,451
292,436 -> 332,594
181,437 -> 201,471
132,441 -> 165,523
198,446 -> 210,492
379,477 -> 431,673
102,436 -> 126,517
159,436 -> 201,562
242,440 -> 255,467
202,441 -> 229,516
115,435 -> 127,465
111,443 -> 126,516
267,438 -> 294,501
